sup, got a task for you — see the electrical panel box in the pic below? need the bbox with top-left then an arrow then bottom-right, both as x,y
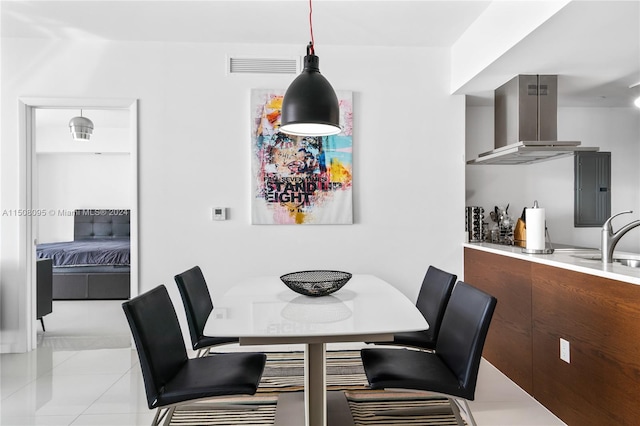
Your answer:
575,151 -> 611,227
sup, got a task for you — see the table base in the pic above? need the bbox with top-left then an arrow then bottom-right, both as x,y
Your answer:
274,391 -> 355,426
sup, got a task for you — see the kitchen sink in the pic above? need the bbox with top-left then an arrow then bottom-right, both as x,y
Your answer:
571,254 -> 640,268
570,254 -> 601,260
616,258 -> 640,268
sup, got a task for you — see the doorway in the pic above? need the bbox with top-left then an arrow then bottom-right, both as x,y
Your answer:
20,97 -> 138,351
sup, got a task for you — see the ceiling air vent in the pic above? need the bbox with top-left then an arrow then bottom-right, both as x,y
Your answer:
227,57 -> 299,75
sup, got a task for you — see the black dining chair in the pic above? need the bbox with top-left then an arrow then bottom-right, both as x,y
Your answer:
174,266 -> 239,357
122,285 -> 266,426
372,265 -> 456,351
360,281 -> 497,426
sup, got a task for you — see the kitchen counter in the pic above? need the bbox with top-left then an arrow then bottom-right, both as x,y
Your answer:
464,243 -> 640,425
463,242 -> 640,285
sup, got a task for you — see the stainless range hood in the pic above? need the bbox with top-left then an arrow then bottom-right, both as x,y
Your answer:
467,75 -> 599,165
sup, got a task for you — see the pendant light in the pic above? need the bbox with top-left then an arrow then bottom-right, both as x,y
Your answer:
280,0 -> 340,137
69,110 -> 94,141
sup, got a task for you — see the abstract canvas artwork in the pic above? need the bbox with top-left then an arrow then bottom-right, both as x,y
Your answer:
250,89 -> 353,225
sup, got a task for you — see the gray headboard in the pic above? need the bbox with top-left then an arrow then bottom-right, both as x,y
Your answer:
74,209 -> 131,240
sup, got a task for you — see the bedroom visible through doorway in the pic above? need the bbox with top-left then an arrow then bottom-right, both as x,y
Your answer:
35,108 -> 132,303
20,98 -> 138,351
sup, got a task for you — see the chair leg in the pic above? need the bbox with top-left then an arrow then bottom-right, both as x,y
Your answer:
196,347 -> 212,357
454,398 -> 477,426
151,406 -> 174,426
448,398 -> 467,426
161,406 -> 176,426
39,318 -> 46,332
151,407 -> 163,426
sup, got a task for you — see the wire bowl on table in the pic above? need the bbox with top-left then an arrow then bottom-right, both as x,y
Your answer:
280,270 -> 352,297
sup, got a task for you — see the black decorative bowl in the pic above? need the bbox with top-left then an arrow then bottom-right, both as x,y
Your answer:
280,270 -> 352,297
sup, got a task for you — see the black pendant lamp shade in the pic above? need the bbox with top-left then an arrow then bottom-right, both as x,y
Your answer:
280,44 -> 341,137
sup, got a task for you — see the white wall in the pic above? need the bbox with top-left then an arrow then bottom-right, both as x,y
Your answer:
36,154 -> 131,242
466,104 -> 640,253
34,109 -> 132,243
1,38 -> 465,352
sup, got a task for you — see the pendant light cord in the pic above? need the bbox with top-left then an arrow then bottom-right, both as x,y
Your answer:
308,0 -> 315,54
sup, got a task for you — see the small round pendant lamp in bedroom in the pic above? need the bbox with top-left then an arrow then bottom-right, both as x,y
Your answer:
280,0 -> 340,137
69,110 -> 94,141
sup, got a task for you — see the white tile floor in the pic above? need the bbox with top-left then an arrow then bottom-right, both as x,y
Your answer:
1,300 -> 565,426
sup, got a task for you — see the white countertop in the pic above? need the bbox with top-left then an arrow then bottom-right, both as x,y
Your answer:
464,242 -> 640,286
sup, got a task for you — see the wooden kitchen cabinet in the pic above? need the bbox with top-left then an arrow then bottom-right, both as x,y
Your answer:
531,263 -> 640,426
464,247 -> 640,426
463,248 -> 534,394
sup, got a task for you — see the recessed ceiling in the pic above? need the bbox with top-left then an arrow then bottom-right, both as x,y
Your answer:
460,0 -> 640,107
2,1 -> 639,108
0,1 -> 491,47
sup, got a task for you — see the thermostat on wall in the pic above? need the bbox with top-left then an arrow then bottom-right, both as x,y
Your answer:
212,207 -> 226,221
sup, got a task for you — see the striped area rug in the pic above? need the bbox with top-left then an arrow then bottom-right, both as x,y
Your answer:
169,350 -> 464,426
169,395 -> 278,425
346,390 -> 465,425
258,350 -> 370,393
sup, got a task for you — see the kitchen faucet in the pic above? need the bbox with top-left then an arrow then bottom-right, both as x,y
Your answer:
601,211 -> 640,264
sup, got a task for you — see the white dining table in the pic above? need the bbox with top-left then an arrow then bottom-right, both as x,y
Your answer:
204,274 -> 428,426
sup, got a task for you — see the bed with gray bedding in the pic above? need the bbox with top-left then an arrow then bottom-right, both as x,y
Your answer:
36,209 -> 131,300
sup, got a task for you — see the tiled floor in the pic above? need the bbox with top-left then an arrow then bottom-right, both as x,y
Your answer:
1,300 -> 565,426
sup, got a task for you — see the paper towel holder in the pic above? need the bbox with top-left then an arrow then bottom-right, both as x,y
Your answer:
522,200 -> 555,254
521,229 -> 554,254
522,224 -> 555,254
